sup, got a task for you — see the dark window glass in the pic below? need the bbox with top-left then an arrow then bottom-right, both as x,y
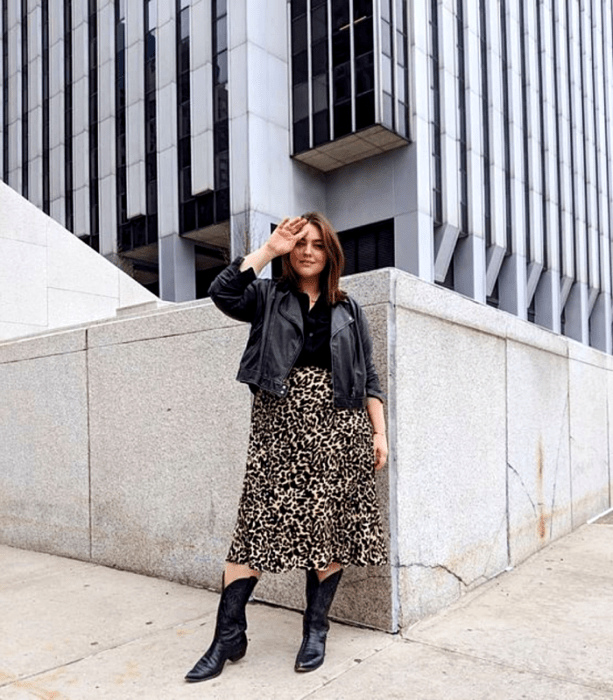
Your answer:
197,191 -> 215,227
214,120 -> 229,151
312,73 -> 328,113
334,63 -> 351,102
215,49 -> 227,83
311,42 -> 327,75
355,52 -> 373,94
147,181 -> 157,214
354,16 -> 373,56
293,118 -> 310,152
179,70 -> 190,101
293,82 -> 309,120
339,219 -> 394,274
216,0 -> 226,18
215,187 -> 229,220
355,92 -> 374,129
313,110 -> 329,146
354,0 -> 373,18
292,15 -> 307,53
214,84 -> 228,120
146,32 -> 155,60
215,151 -> 229,189
179,136 -> 191,169
178,39 -> 189,72
334,102 -> 352,137
134,217 -> 146,247
147,213 -> 158,242
182,200 -> 196,232
293,50 -> 308,84
311,5 -> 327,42
332,0 -> 349,30
291,0 -> 307,20
332,30 -> 350,64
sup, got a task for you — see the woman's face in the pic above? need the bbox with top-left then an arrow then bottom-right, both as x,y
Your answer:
289,223 -> 327,281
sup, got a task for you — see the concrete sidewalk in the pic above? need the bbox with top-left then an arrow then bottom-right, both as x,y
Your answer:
1,518 -> 613,700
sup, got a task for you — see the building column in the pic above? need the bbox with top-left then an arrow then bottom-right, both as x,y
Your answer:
158,235 -> 196,302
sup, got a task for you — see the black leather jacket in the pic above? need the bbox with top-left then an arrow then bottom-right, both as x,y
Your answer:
209,258 -> 386,408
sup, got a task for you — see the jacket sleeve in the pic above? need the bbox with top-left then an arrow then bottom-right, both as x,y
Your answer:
208,257 -> 264,323
354,300 -> 387,405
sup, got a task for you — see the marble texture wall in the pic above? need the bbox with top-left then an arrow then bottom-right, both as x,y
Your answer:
1,266 -> 612,632
0,181 -> 158,342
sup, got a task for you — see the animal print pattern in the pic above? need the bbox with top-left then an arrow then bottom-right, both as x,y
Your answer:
226,366 -> 388,573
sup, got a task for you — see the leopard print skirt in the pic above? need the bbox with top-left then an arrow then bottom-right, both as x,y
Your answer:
226,365 -> 388,573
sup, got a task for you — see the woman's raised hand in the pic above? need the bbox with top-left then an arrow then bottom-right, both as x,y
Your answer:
265,217 -> 308,257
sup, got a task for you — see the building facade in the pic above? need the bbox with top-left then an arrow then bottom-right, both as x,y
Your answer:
2,0 -> 613,352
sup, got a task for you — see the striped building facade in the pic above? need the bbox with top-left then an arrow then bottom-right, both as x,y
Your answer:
1,1 -> 613,353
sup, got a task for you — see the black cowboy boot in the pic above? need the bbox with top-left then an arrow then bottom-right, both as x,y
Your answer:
294,568 -> 343,673
184,575 -> 259,682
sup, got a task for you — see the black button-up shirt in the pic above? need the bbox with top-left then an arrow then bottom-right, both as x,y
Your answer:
294,291 -> 332,370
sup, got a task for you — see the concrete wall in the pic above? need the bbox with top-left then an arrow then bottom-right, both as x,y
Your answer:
1,266 -> 612,632
0,181 -> 159,341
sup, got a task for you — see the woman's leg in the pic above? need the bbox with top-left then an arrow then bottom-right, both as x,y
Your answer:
184,563 -> 260,683
295,563 -> 343,673
315,562 -> 341,581
224,561 -> 261,585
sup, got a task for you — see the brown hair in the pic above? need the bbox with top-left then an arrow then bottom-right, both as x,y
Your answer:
278,211 -> 348,305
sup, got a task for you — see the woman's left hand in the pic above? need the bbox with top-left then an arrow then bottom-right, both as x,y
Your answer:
373,433 -> 388,471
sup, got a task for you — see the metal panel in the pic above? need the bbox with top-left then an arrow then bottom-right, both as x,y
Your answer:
125,0 -> 145,218
72,6 -> 89,236
97,0 -> 116,255
27,0 -> 42,206
190,0 -> 214,194
7,0 -> 21,191
48,0 -> 64,222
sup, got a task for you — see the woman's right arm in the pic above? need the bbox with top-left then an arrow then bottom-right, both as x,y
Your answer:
239,216 -> 308,274
209,216 -> 308,322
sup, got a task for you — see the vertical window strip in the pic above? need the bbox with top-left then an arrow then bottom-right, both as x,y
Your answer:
500,0 -> 512,253
64,0 -> 73,231
41,0 -> 49,213
21,0 -> 28,197
332,0 -> 352,137
603,0 -> 613,282
430,0 -> 442,226
291,0 -> 309,152
310,0 -> 330,146
176,0 -> 192,233
394,0 -> 408,137
351,0 -> 375,133
551,0 -> 563,276
456,0 -> 468,235
143,0 -> 157,244
518,1 -> 531,264
565,0 -> 577,281
88,0 -> 99,250
212,0 -> 229,222
536,0 -> 548,269
589,2 -> 601,285
578,0 -> 592,287
479,0 -> 491,249
2,0 -> 8,181
577,0 -> 591,290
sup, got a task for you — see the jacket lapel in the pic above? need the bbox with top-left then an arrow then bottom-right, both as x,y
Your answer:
331,302 -> 354,337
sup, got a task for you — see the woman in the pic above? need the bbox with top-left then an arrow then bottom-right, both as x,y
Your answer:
185,213 -> 388,682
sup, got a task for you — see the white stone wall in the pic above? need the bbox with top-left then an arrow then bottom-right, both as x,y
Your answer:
0,180 -> 159,341
1,264 -> 611,632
